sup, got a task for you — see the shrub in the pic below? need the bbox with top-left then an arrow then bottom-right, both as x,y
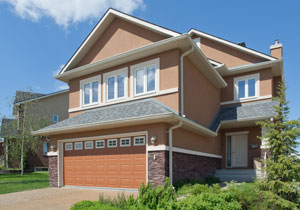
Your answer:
70,200 -> 120,210
205,176 -> 220,185
191,184 -> 221,195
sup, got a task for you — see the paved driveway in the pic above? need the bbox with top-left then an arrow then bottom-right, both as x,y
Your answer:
0,187 -> 137,210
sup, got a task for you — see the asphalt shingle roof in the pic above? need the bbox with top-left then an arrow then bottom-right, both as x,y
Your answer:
14,91 -> 46,104
210,100 -> 278,131
36,98 -> 176,133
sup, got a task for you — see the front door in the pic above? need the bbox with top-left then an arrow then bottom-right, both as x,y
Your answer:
227,134 -> 248,168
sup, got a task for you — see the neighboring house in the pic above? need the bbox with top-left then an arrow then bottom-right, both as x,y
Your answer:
34,9 -> 283,189
0,90 -> 69,171
0,138 -> 4,166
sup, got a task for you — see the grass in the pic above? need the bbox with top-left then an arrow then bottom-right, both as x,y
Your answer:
0,172 -> 49,194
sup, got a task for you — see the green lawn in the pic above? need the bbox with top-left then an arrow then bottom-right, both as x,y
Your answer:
0,172 -> 49,194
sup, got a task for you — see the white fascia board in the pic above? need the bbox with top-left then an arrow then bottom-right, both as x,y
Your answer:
188,29 -> 277,61
60,9 -> 180,74
55,34 -> 189,82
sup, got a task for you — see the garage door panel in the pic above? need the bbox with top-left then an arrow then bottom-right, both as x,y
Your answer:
64,138 -> 146,189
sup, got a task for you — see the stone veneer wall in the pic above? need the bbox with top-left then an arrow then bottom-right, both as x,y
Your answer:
49,156 -> 58,187
148,151 -> 221,186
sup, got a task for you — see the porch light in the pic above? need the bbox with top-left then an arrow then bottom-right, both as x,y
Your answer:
150,136 -> 157,145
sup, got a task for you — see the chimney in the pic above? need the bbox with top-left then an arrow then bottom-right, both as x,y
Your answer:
270,39 -> 283,59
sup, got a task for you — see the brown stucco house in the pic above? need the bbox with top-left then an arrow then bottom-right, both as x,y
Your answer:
33,8 -> 283,189
0,90 -> 69,171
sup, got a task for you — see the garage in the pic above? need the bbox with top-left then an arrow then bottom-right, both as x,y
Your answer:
63,136 -> 146,189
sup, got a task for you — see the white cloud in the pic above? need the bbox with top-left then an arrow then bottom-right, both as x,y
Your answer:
56,83 -> 69,91
2,0 -> 144,28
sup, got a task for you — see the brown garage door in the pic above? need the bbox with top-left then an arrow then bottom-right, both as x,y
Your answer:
63,136 -> 146,189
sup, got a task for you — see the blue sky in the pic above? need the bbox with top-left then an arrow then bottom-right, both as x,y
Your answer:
0,1 -> 299,148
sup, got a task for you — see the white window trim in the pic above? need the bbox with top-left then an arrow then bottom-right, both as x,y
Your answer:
80,75 -> 101,108
53,114 -> 59,123
108,139 -> 117,148
74,142 -> 83,150
130,58 -> 160,98
134,136 -> 145,146
193,37 -> 201,48
234,73 -> 259,101
103,68 -> 128,103
85,141 -> 94,149
120,138 -> 131,147
65,143 -> 73,151
95,140 -> 105,149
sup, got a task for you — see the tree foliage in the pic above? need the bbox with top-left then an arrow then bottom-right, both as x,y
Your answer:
257,81 -> 300,182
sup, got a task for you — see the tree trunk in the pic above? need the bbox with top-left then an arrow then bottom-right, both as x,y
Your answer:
21,137 -> 24,176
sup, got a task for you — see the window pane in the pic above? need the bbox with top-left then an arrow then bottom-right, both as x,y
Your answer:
238,80 -> 245,99
117,74 -> 125,98
136,69 -> 144,94
248,79 -> 256,97
92,81 -> 98,103
226,136 -> 231,167
107,77 -> 115,100
84,83 -> 90,104
147,66 -> 155,92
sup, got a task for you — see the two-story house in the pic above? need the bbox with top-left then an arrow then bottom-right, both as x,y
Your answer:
34,9 -> 283,189
0,90 -> 69,171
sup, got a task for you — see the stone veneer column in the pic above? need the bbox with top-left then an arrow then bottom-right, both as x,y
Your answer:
48,154 -> 58,187
148,151 -> 169,186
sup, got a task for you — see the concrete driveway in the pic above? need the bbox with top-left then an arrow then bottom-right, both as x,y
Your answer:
0,187 -> 137,210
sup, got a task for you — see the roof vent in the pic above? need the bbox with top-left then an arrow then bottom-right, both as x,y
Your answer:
237,42 -> 246,47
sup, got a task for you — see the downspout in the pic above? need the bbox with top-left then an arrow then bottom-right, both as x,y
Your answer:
180,46 -> 194,116
168,120 -> 182,185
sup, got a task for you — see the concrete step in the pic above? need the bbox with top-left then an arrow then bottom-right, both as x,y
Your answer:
215,169 -> 263,182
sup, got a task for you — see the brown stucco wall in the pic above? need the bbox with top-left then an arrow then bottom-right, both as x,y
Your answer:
172,128 -> 222,156
183,57 -> 220,127
193,36 -> 266,68
220,126 -> 261,169
69,49 -> 180,113
221,68 -> 273,103
77,17 -> 167,67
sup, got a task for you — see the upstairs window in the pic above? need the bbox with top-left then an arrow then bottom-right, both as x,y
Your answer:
131,58 -> 159,97
80,75 -> 101,106
53,114 -> 58,123
234,74 -> 259,100
104,68 -> 128,102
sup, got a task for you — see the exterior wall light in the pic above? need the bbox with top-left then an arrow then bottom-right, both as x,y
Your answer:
150,136 -> 157,145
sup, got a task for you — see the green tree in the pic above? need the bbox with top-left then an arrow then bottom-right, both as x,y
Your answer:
257,81 -> 300,182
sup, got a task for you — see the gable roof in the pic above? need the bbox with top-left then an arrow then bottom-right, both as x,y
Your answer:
59,8 -> 180,74
14,91 -> 45,104
188,29 -> 277,62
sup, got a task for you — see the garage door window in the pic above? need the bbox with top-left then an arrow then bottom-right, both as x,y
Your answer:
120,138 -> 131,147
108,139 -> 117,148
65,143 -> 73,151
134,136 -> 145,146
75,142 -> 83,150
96,140 -> 105,148
85,141 -> 94,149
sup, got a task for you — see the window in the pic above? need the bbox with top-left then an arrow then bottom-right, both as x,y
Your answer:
65,143 -> 72,151
75,142 -> 83,150
108,139 -> 117,148
104,68 -> 128,102
53,114 -> 58,123
120,138 -> 131,147
85,141 -> 94,149
134,136 -> 145,146
96,140 -> 105,148
131,58 -> 159,97
80,75 -> 101,106
43,142 -> 49,155
234,74 -> 259,100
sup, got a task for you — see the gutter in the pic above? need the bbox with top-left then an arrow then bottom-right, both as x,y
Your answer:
180,46 -> 194,116
168,120 -> 183,185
